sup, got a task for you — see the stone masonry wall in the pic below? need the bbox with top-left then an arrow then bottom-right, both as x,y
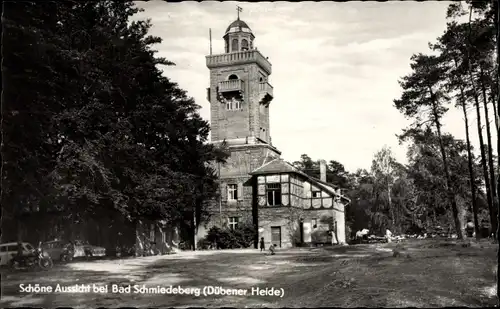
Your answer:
197,144 -> 280,240
209,64 -> 270,142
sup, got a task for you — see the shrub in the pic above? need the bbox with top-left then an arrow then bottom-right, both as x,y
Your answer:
197,238 -> 212,250
202,223 -> 256,249
311,229 -> 329,244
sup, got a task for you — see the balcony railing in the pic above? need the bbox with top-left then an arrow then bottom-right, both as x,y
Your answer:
219,79 -> 244,93
259,82 -> 273,98
206,49 -> 272,74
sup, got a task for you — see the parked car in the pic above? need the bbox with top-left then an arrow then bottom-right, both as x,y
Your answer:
0,242 -> 36,266
41,240 -> 74,262
73,240 -> 106,258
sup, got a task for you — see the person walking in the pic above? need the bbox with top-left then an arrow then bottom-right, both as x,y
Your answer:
259,237 -> 265,252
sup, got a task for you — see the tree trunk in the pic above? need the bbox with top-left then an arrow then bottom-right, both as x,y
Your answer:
428,87 -> 463,239
470,78 -> 496,237
388,181 -> 395,229
453,56 -> 480,239
491,88 -> 499,135
495,0 -> 500,243
460,89 -> 480,239
466,6 -> 496,238
192,208 -> 197,251
480,67 -> 499,238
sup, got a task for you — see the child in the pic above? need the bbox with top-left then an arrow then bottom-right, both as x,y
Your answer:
260,237 -> 265,252
269,244 -> 276,255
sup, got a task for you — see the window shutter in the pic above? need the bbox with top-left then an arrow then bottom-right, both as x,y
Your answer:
238,183 -> 243,200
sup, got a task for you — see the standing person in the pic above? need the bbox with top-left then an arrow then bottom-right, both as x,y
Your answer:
385,229 -> 393,243
480,220 -> 491,238
13,241 -> 24,263
12,241 -> 34,264
465,219 -> 475,238
259,237 -> 265,252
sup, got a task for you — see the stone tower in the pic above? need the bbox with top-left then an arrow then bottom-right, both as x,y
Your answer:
206,16 -> 274,144
202,14 -> 280,231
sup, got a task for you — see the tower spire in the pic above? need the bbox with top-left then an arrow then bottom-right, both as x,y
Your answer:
237,5 -> 242,20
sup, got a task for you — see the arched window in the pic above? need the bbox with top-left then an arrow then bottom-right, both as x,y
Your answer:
241,39 -> 249,51
231,39 -> 239,52
228,74 -> 238,80
224,38 -> 229,53
259,77 -> 263,82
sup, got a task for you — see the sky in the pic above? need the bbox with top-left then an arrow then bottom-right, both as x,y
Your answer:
134,1 -> 497,173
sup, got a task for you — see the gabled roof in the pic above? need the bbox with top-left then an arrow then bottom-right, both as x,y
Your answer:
249,158 -> 304,176
250,158 -> 351,203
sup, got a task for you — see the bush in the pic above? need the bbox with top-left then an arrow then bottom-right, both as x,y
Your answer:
202,224 -> 256,249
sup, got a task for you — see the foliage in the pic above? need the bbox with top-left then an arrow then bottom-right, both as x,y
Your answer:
292,154 -> 351,188
2,1 -> 229,242
201,223 -> 256,250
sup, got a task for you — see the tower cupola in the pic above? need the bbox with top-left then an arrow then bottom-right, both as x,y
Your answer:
223,17 -> 255,53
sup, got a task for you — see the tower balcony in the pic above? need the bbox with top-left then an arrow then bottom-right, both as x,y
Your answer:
206,49 -> 272,75
259,82 -> 274,105
219,79 -> 244,93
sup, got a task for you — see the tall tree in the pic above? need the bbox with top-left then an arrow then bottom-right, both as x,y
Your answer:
400,127 -> 483,235
2,2 -> 71,240
467,3 -> 499,238
371,146 -> 398,230
3,1 -> 228,244
394,53 -> 464,239
432,22 -> 481,238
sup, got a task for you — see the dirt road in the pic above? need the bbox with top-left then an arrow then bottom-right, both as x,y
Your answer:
1,240 -> 497,307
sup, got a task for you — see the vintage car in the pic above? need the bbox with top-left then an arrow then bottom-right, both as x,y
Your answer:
41,240 -> 73,261
73,240 -> 106,258
0,242 -> 36,266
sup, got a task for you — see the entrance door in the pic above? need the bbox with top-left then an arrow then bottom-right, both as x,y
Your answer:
271,226 -> 282,248
303,222 -> 312,243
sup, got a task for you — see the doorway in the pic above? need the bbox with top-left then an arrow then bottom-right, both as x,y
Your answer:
271,226 -> 282,248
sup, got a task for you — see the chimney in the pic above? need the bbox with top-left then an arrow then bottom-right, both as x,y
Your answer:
319,160 -> 327,182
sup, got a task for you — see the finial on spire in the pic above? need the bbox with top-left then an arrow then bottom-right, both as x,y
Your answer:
237,5 -> 242,20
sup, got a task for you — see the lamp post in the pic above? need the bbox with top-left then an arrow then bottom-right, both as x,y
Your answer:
218,162 -> 222,226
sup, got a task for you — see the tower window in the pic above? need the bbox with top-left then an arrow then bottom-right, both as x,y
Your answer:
241,39 -> 249,51
226,98 -> 241,110
228,74 -> 239,80
231,39 -> 239,52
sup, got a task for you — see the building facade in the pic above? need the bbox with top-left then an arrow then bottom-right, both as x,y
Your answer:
198,16 -> 350,248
